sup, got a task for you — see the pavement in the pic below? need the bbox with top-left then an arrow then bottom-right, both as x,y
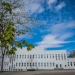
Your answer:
0,69 -> 75,75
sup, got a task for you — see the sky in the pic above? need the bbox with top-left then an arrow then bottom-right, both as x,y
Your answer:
15,0 -> 75,53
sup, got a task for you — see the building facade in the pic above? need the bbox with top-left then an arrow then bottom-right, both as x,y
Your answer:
0,47 -> 75,71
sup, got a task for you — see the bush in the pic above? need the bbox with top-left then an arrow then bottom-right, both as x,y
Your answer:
27,68 -> 36,71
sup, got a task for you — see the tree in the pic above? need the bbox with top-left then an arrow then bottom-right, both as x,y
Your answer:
68,50 -> 75,58
0,1 -> 35,71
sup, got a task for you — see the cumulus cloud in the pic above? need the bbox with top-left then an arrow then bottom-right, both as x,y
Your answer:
55,2 -> 66,10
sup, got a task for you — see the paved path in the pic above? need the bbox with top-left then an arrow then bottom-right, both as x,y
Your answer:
0,70 -> 75,75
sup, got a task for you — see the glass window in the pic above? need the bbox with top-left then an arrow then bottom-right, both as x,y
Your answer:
35,54 -> 37,58
27,55 -> 29,58
38,54 -> 40,58
33,55 -> 34,58
50,54 -> 51,58
55,54 -> 57,60
30,55 -> 32,58
44,54 -> 46,58
22,63 -> 23,66
25,55 -> 26,58
58,54 -> 60,60
33,63 -> 34,66
16,63 -> 17,66
47,54 -> 48,58
68,62 -> 69,66
41,63 -> 43,67
50,62 -> 52,66
74,62 -> 75,66
20,55 -> 21,58
17,55 -> 18,58
44,63 -> 46,67
64,54 -> 66,60
41,54 -> 43,58
19,63 -> 20,66
27,63 -> 29,66
35,63 -> 37,67
38,63 -> 40,67
61,54 -> 63,60
70,62 -> 72,66
22,55 -> 24,59
52,54 -> 54,58
47,63 -> 49,67
53,63 -> 54,66
24,63 -> 26,66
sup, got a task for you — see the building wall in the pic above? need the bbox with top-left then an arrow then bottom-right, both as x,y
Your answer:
0,47 -> 75,71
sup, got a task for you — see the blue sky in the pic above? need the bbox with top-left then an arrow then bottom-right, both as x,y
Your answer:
15,0 -> 75,53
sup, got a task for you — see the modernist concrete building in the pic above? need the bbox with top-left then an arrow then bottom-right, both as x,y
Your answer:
0,47 -> 75,71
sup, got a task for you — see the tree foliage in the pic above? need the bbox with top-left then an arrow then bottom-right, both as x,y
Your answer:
0,1 -> 35,71
68,50 -> 75,58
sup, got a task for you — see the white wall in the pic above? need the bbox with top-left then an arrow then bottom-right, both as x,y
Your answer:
0,47 -> 75,71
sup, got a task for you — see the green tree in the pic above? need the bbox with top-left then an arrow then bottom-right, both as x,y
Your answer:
68,50 -> 75,58
0,1 -> 34,71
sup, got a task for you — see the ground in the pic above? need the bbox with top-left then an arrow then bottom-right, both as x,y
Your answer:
0,70 -> 75,75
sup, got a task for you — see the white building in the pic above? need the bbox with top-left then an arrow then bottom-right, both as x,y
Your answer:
0,47 -> 75,71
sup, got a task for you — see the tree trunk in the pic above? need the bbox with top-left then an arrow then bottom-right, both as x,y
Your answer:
1,55 -> 4,72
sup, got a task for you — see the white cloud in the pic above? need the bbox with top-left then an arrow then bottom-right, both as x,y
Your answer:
55,2 -> 66,10
25,0 -> 44,14
47,0 -> 57,5
36,20 -> 75,48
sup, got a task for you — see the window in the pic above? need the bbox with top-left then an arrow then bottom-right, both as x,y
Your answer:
47,54 -> 48,58
41,63 -> 43,67
30,63 -> 31,66
58,54 -> 60,60
33,55 -> 34,58
70,62 -> 72,66
55,54 -> 57,60
68,62 -> 69,66
44,54 -> 46,58
33,63 -> 34,66
41,54 -> 43,58
50,62 -> 52,66
35,63 -> 37,67
52,54 -> 54,58
61,54 -> 63,60
53,63 -> 54,66
74,62 -> 75,66
50,54 -> 51,58
10,59 -> 11,63
64,54 -> 66,60
22,55 -> 24,59
22,63 -> 23,66
38,63 -> 40,67
27,63 -> 29,66
20,55 -> 21,58
38,54 -> 40,58
65,65 -> 66,67
16,63 -> 17,66
30,55 -> 32,58
24,63 -> 26,66
17,55 -> 18,58
19,63 -> 20,66
25,55 -> 26,58
35,54 -> 37,58
44,63 -> 46,67
47,63 -> 49,67
27,55 -> 29,58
